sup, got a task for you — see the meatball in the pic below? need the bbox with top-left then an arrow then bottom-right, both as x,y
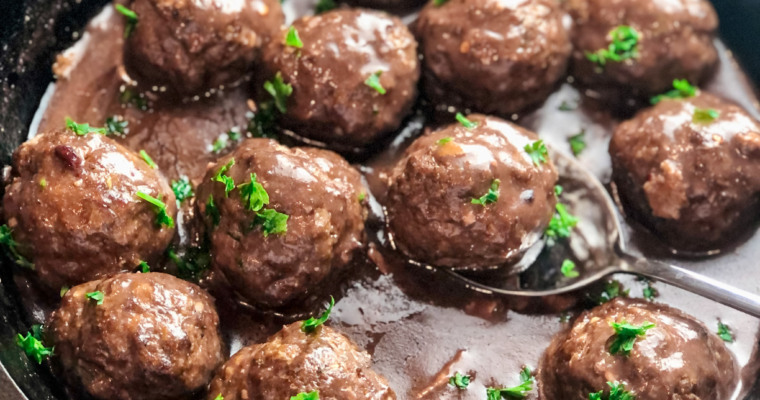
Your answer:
3,128 -> 177,290
609,92 -> 760,251
538,298 -> 738,400
414,0 -> 571,116
195,138 -> 366,308
341,0 -> 426,11
385,114 -> 558,270
261,9 -> 420,148
123,0 -> 284,95
47,272 -> 224,400
567,0 -> 718,98
207,322 -> 395,400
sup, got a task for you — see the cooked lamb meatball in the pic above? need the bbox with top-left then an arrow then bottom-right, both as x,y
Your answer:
414,0 -> 571,116
385,114 -> 558,270
123,0 -> 284,95
567,0 -> 718,98
610,92 -> 760,251
3,128 -> 177,290
261,9 -> 419,149
47,272 -> 224,400
207,322 -> 395,400
538,298 -> 738,400
195,138 -> 366,308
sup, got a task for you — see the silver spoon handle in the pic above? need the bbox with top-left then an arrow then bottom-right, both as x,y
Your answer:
623,255 -> 760,318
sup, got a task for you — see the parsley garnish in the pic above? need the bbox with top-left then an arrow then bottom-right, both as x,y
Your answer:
171,176 -> 194,204
487,367 -> 534,399
434,0 -> 450,5
212,159 -> 236,197
301,296 -> 335,333
206,195 -> 220,227
561,259 -> 579,278
554,185 -> 563,196
609,320 -> 655,356
599,280 -> 629,303
524,140 -> 548,166
559,101 -> 576,111
212,135 -> 229,154
39,178 -> 47,188
693,108 -> 720,124
315,0 -> 337,13
115,4 -> 138,39
16,325 -> 53,364
0,224 -> 34,269
214,395 -> 224,400
136,191 -> 175,228
585,25 -> 639,66
472,179 -> 500,206
545,203 -> 578,240
717,321 -> 734,343
449,372 -> 471,389
650,79 -> 697,104
65,117 -> 106,136
358,192 -> 366,202
285,26 -> 304,48
238,173 -> 269,212
264,72 -> 293,113
86,291 -> 105,305
569,130 -> 586,156
291,391 -> 319,400
139,149 -> 158,169
437,137 -> 453,146
60,286 -> 69,297
365,71 -> 386,95
589,381 -> 635,400
168,246 -> 211,281
138,261 -> 150,273
105,115 -> 128,136
639,278 -> 657,300
253,209 -> 289,236
456,112 -> 478,129
119,88 -> 148,110
247,101 -> 278,138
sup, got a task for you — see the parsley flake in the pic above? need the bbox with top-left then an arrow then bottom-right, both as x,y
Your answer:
171,176 -> 194,204
437,137 -> 453,146
585,25 -> 639,66
168,246 -> 211,281
16,325 -> 53,364
569,130 -> 586,157
0,224 -> 34,269
301,296 -> 335,333
554,185 -> 563,196
253,208 -> 289,236
139,261 -> 150,273
136,191 -> 175,228
212,159 -> 236,197
472,179 -> 500,206
640,278 -> 658,300
559,101 -> 576,111
717,321 -> 734,343
285,26 -> 304,48
434,0 -> 450,5
247,101 -> 278,138
139,150 -> 158,169
365,71 -> 386,95
212,135 -> 229,154
86,291 -> 105,305
599,280 -> 629,304
524,140 -> 548,166
214,395 -> 224,400
115,4 -> 138,39
119,88 -> 148,110
589,381 -> 635,400
238,173 -> 270,212
487,367 -> 534,399
544,203 -> 578,240
60,286 -> 69,297
650,79 -> 697,104
315,0 -> 337,13
65,117 -> 106,136
206,195 -> 221,227
693,108 -> 720,124
456,112 -> 478,129
449,372 -> 471,389
291,391 -> 319,400
264,72 -> 293,113
609,320 -> 655,356
358,192 -> 366,202
561,259 -> 579,278
105,115 -> 128,136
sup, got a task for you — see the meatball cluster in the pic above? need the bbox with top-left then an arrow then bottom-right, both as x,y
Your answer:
386,114 -> 558,271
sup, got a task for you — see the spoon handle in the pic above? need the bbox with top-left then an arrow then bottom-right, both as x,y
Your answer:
623,255 -> 760,318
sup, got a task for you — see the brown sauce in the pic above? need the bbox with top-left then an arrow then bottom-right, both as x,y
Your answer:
15,3 -> 760,400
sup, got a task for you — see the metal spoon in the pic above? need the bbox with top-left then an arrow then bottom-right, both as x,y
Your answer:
443,150 -> 760,318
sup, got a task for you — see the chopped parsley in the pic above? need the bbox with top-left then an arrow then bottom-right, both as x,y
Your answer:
693,108 -> 720,124
0,224 -> 34,269
168,246 -> 211,281
105,115 -> 128,136
365,71 -> 386,95
291,391 -> 319,400
434,0 -> 450,5
139,150 -> 158,169
650,79 -> 697,104
717,321 -> 734,343
559,101 -> 576,111
358,192 -> 366,202
171,176 -> 194,204
39,178 -> 47,188
569,130 -> 586,157
456,112 -> 478,129
115,4 -> 138,39
487,367 -> 534,399
60,286 -> 69,297
16,325 -> 53,364
136,191 -> 175,228
212,159 -> 236,197
609,320 -> 655,356
544,203 -> 578,240
214,395 -> 224,400
206,195 -> 220,227
589,381 -> 635,400
238,173 -> 269,212
449,372 -> 471,389
212,135 -> 229,154
561,259 -> 579,278
247,101 -> 278,138
599,280 -> 629,303
585,25 -> 639,66
65,117 -> 106,136
554,185 -> 563,196
524,140 -> 548,166
437,137 -> 453,146
639,278 -> 658,300
471,179 -> 500,206
86,291 -> 105,305
285,26 -> 304,48
253,209 -> 289,236
119,88 -> 148,110
301,296 -> 335,333
315,0 -> 337,13
264,72 -> 293,113
138,261 -> 150,273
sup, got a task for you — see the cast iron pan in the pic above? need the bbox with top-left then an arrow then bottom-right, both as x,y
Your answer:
1,1 -> 760,400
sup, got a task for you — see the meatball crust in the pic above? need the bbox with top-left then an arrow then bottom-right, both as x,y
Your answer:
609,92 -> 760,250
261,9 -> 420,148
3,129 -> 177,290
414,0 -> 571,116
47,272 -> 224,400
207,322 -> 395,400
195,139 -> 366,308
386,114 -> 558,270
567,0 -> 718,97
124,0 -> 284,95
538,298 -> 738,400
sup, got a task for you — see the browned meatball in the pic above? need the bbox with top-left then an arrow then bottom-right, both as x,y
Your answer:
3,128 -> 177,291
195,139 -> 366,308
207,322 -> 395,400
124,0 -> 284,95
538,298 -> 738,400
567,0 -> 718,98
47,272 -> 224,400
385,114 -> 558,270
610,92 -> 760,251
261,9 -> 420,148
414,0 -> 571,116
